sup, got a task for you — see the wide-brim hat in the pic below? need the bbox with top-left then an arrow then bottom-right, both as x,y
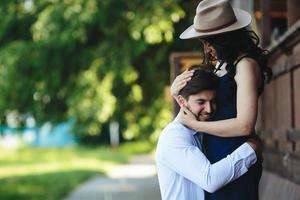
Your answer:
180,0 -> 252,39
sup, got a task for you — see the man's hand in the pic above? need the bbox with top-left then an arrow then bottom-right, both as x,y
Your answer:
246,135 -> 263,163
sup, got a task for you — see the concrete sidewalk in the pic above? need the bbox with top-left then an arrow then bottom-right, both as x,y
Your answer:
63,154 -> 161,200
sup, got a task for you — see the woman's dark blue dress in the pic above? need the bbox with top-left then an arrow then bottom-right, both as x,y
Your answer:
204,65 -> 262,200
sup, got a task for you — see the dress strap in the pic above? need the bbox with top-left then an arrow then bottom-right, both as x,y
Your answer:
233,53 -> 250,67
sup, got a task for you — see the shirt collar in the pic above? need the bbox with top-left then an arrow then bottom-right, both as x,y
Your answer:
174,114 -> 198,135
214,61 -> 227,77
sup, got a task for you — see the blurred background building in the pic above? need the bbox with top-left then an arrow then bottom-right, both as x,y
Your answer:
255,0 -> 300,198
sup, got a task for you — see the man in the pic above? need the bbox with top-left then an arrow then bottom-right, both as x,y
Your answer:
156,69 -> 260,200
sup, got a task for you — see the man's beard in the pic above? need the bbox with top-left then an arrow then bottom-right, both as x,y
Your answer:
187,105 -> 212,121
187,105 -> 200,121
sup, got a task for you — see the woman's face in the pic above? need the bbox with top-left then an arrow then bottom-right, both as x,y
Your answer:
203,41 -> 217,59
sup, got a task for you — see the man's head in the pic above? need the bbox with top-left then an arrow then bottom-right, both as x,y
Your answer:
178,69 -> 218,121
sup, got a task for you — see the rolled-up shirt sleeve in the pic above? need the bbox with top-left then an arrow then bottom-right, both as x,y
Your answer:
157,130 -> 257,193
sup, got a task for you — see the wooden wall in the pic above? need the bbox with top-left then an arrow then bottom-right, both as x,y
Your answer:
258,19 -> 300,184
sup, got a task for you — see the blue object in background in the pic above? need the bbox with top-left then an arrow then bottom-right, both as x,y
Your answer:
34,120 -> 77,147
0,120 -> 77,148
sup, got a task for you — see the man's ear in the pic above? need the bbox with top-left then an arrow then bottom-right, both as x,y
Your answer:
177,95 -> 187,107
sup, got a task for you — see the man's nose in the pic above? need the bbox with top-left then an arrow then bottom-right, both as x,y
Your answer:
204,102 -> 212,113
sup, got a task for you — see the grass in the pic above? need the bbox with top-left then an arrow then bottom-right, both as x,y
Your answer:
0,170 -> 100,200
0,141 -> 154,200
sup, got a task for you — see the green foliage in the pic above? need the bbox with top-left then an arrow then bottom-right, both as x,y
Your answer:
0,0 -> 192,141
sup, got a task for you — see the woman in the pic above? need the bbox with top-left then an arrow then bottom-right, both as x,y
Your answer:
171,1 -> 272,200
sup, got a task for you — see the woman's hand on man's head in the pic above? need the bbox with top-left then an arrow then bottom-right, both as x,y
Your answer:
170,69 -> 194,97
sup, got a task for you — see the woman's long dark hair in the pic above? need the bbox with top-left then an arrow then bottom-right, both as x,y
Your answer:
201,28 -> 272,94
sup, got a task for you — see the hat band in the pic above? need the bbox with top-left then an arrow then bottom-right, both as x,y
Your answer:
194,17 -> 237,33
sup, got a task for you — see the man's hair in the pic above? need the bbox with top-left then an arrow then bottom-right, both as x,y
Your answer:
178,69 -> 218,100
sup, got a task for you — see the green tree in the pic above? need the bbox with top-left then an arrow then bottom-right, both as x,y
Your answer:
0,0 -> 197,142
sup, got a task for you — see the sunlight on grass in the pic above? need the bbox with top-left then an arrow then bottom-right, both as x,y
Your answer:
0,141 -> 154,200
0,147 -> 126,179
0,159 -> 116,178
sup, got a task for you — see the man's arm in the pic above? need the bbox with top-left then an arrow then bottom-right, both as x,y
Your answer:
157,131 -> 257,193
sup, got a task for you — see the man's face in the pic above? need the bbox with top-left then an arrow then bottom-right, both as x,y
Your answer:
186,90 -> 216,121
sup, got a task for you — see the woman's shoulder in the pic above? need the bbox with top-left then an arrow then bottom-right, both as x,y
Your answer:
236,57 -> 258,68
235,56 -> 260,73
234,56 -> 261,85
234,53 -> 258,67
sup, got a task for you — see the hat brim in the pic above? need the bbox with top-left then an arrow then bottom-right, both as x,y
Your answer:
179,9 -> 252,39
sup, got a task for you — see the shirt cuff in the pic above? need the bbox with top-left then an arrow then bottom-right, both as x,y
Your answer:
235,143 -> 257,168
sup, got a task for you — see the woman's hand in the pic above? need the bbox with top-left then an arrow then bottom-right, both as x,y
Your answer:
170,69 -> 194,97
178,106 -> 198,130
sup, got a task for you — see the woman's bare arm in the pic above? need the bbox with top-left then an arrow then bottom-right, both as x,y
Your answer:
179,58 -> 261,137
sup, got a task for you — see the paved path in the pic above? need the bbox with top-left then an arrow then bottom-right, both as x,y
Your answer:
64,154 -> 161,200
64,155 -> 300,200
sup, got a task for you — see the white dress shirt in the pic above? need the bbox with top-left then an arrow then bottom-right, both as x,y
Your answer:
156,117 -> 257,200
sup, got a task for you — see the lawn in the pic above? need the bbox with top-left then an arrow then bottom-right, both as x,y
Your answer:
0,141 -> 154,200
